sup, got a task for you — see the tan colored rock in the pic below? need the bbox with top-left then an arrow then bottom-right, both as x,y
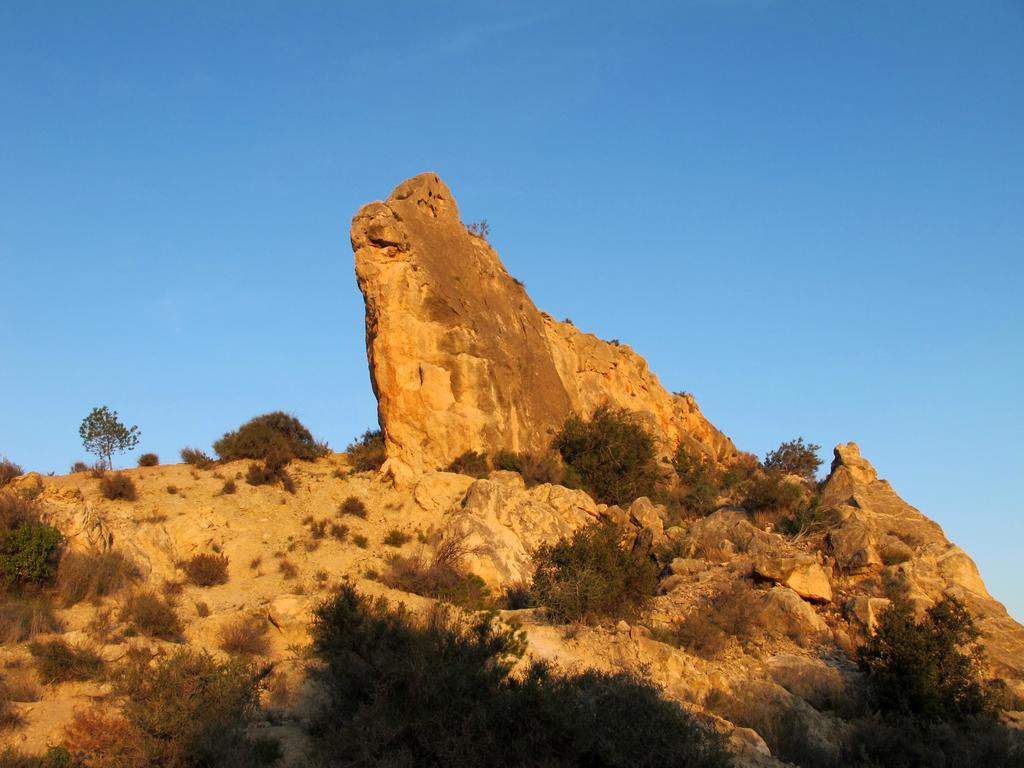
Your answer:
351,173 -> 737,474
753,555 -> 833,602
756,587 -> 830,639
846,595 -> 892,633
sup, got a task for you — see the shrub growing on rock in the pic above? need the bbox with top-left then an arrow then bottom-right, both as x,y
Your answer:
0,460 -> 22,488
100,473 -> 137,501
0,595 -> 62,644
182,553 -> 229,587
530,522 -> 659,623
553,405 -> 658,506
56,550 -> 138,607
307,585 -> 730,768
346,429 -> 386,472
492,450 -> 563,487
214,411 -> 328,463
445,450 -> 490,478
0,495 -> 62,589
180,446 -> 215,469
28,639 -> 104,684
653,581 -> 759,658
764,437 -> 822,481
136,453 -> 159,467
383,532 -> 490,610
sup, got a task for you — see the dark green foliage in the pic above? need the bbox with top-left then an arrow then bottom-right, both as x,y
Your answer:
100,472 -> 137,501
79,406 -> 140,470
858,595 -> 992,720
137,453 -> 160,467
56,550 -> 138,607
114,648 -> 271,767
179,447 -> 214,469
338,496 -> 367,518
530,522 -> 659,623
553,405 -> 658,506
307,585 -> 730,768
346,429 -> 386,472
120,591 -> 182,640
445,450 -> 489,478
0,460 -> 22,488
214,411 -> 328,463
28,639 -> 104,683
763,437 -> 822,481
182,553 -> 229,587
492,450 -> 563,487
0,494 -> 62,589
672,447 -> 720,516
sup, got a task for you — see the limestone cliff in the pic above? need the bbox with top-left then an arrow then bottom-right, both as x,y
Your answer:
351,173 -> 736,474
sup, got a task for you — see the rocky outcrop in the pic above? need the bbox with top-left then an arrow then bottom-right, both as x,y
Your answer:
351,173 -> 737,475
821,443 -> 1024,687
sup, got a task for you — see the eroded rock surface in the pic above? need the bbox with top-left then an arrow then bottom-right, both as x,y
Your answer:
351,173 -> 737,474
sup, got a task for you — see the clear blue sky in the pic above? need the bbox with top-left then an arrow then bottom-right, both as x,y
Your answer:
2,2 -> 1021,619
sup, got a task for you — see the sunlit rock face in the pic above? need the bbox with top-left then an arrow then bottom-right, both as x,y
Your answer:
350,172 -> 737,476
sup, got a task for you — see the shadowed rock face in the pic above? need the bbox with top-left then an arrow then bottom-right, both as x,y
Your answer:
351,173 -> 737,474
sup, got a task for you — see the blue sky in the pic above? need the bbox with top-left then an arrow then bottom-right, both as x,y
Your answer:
2,1 -> 1021,619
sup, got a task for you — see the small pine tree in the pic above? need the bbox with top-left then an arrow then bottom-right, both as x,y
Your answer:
79,407 -> 140,470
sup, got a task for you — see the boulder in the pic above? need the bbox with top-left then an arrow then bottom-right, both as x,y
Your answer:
350,173 -> 737,473
753,555 -> 833,602
756,587 -> 830,640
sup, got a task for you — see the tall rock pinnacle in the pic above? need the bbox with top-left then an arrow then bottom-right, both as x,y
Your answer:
350,173 -> 737,475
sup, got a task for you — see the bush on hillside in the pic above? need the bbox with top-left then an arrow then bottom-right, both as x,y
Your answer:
764,437 -> 822,481
338,496 -> 367,518
214,411 -> 328,463
244,446 -> 296,493
445,450 -> 489,478
0,495 -> 62,589
0,460 -> 22,488
307,585 -> 730,768
652,581 -> 759,659
382,531 -> 490,610
100,473 -> 137,501
120,591 -> 182,640
28,639 -> 104,684
671,446 -> 722,517
530,522 -> 659,624
69,461 -> 90,474
182,553 -> 229,587
0,595 -> 63,644
56,550 -> 138,607
180,447 -> 215,469
858,595 -> 993,720
136,453 -> 159,467
741,473 -> 804,523
346,429 -> 386,472
552,405 -> 658,506
218,614 -> 270,657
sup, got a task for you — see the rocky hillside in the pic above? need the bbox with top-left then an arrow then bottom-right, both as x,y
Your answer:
1,174 -> 1021,766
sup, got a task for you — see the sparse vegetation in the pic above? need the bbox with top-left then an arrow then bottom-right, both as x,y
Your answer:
307,585 -> 730,767
329,522 -> 349,541
182,552 -> 229,587
220,479 -> 237,495
213,411 -> 328,463
382,529 -> 412,547
764,437 -> 822,481
553,405 -> 658,506
56,550 -> 138,607
352,534 -> 368,549
0,595 -> 62,644
445,450 -> 489,478
99,472 -> 137,501
652,581 -> 759,658
137,453 -> 159,467
245,447 -> 296,493
120,590 -> 182,640
0,460 -> 22,488
70,461 -> 89,474
492,450 -> 563,487
383,531 -> 490,609
79,406 -> 140,470
278,559 -> 298,579
346,429 -> 385,472
531,522 -> 659,623
28,639 -> 105,683
217,614 -> 270,657
466,219 -> 490,240
165,485 -> 178,495
338,496 -> 367,518
180,447 -> 215,469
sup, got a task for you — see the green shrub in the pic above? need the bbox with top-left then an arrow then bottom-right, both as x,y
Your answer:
137,453 -> 159,468
0,460 -> 22,488
346,429 -> 385,472
120,591 -> 182,640
182,553 -> 229,587
0,500 -> 62,588
99,473 -> 137,501
28,639 -> 104,684
671,447 -> 721,517
0,595 -> 62,644
214,411 -> 328,463
56,550 -> 138,607
307,585 -> 730,768
492,450 -> 563,487
858,595 -> 993,720
445,450 -> 489,478
180,447 -> 214,469
764,437 -> 822,480
553,405 -> 658,505
338,496 -> 367,518
741,473 -> 804,521
530,522 -> 658,623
